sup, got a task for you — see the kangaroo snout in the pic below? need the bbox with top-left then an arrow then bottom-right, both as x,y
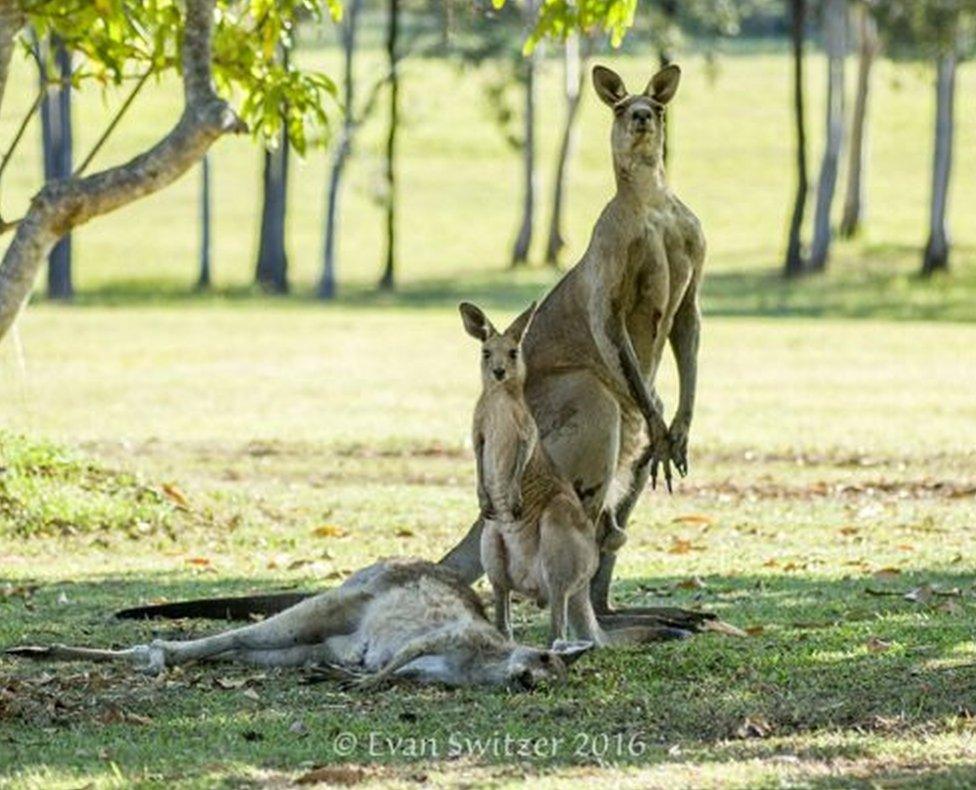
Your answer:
493,368 -> 505,381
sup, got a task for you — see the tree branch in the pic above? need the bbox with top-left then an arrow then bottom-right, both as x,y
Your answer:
0,0 -> 246,341
0,1 -> 24,112
0,90 -> 43,184
74,68 -> 153,176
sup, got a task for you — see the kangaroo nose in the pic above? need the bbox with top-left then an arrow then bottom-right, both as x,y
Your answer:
633,108 -> 652,124
493,368 -> 505,381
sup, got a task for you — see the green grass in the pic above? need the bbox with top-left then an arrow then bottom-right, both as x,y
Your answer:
2,307 -> 975,788
2,35 -> 976,789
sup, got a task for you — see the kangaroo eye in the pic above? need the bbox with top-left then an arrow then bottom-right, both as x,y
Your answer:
508,350 -> 518,360
482,350 -> 490,359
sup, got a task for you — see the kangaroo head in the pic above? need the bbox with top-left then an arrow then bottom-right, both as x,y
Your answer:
459,301 -> 536,387
592,64 -> 681,168
501,641 -> 593,691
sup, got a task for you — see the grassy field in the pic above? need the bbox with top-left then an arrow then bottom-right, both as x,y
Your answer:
0,43 -> 974,299
1,36 -> 976,790
1,307 -> 975,788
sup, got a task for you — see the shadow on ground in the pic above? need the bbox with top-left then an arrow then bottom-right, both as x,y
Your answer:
2,568 -> 974,779
42,247 -> 976,323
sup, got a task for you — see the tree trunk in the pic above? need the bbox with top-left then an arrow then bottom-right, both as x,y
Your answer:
658,0 -> 676,166
784,0 -> 809,278
197,155 -> 212,289
807,0 -> 847,272
254,134 -> 290,293
921,51 -> 957,276
544,34 -> 586,266
839,2 -> 877,239
39,35 -> 73,300
378,0 -> 399,291
319,0 -> 362,300
510,0 -> 538,267
0,0 -> 245,344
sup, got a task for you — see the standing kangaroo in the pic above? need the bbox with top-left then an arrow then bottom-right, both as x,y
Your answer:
81,64 -> 712,638
460,302 -> 633,648
6,559 -> 593,690
442,63 -> 707,627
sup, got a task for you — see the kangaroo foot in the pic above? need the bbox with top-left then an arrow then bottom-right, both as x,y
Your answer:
596,607 -> 715,632
5,642 -> 166,673
603,625 -> 695,645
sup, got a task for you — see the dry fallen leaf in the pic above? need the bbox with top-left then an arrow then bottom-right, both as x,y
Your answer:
873,567 -> 902,581
395,528 -> 415,538
667,537 -> 706,554
161,483 -> 190,509
215,677 -> 246,690
736,716 -> 772,739
866,636 -> 893,653
242,688 -> 260,701
704,620 -> 749,638
296,766 -> 368,786
745,625 -> 765,637
839,526 -> 859,536
672,514 -> 715,526
311,524 -> 347,538
676,576 -> 707,590
185,557 -> 211,567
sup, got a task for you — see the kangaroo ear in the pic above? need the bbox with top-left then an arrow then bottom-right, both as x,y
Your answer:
549,639 -> 594,667
645,64 -> 681,105
504,301 -> 537,344
592,65 -> 628,108
459,302 -> 495,342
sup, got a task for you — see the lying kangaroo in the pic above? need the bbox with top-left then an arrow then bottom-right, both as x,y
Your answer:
460,302 -> 627,647
442,63 -> 706,624
6,559 -> 593,690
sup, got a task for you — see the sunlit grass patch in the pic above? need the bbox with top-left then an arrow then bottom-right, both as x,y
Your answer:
0,432 -> 185,539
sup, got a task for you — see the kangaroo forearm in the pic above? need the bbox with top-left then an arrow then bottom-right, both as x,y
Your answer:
592,308 -> 660,421
670,308 -> 700,422
475,436 -> 490,506
614,329 -> 662,423
370,631 -> 454,683
511,439 -> 529,491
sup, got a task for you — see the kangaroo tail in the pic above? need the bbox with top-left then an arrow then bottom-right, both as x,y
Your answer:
114,591 -> 313,621
437,515 -> 485,585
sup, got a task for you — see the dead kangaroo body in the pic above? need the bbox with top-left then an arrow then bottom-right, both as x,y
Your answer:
442,64 -> 707,626
461,302 -> 630,647
6,559 -> 592,690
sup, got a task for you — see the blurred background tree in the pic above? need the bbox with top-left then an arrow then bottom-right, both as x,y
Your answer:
0,0 -> 973,325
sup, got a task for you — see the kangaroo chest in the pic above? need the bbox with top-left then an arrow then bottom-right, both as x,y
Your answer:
622,208 -> 695,372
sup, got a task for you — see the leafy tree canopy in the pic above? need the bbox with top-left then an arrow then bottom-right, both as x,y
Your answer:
21,0 -> 341,154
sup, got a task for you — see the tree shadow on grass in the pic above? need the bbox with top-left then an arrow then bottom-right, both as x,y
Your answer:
58,253 -> 976,324
1,567 -> 974,779
804,763 -> 976,788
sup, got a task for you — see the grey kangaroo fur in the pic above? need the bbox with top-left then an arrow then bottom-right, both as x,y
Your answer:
461,301 -> 661,649
441,63 -> 707,626
6,559 -> 592,690
53,62 -> 712,637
